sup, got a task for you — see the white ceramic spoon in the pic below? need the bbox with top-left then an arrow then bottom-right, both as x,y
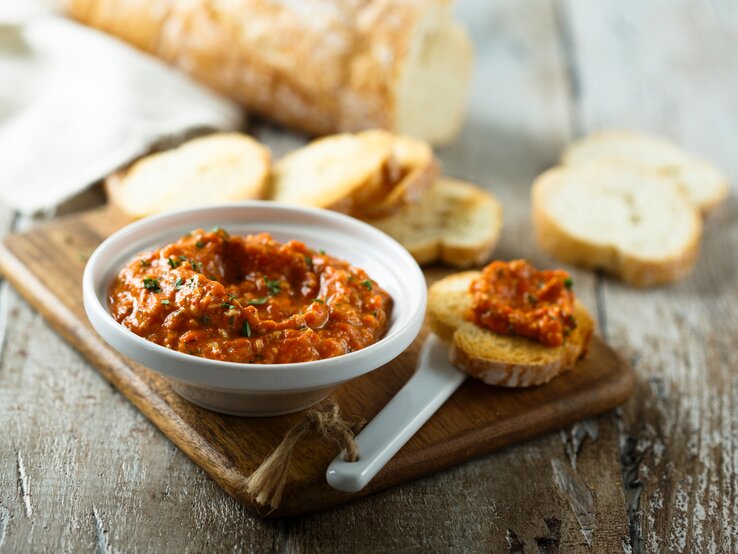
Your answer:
326,334 -> 466,493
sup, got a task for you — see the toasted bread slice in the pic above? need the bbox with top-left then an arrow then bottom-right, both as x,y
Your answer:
563,130 -> 729,214
270,130 -> 437,218
532,162 -> 702,287
106,133 -> 270,218
427,271 -> 594,387
426,270 -> 479,341
270,130 -> 393,212
362,134 -> 439,218
369,178 -> 503,268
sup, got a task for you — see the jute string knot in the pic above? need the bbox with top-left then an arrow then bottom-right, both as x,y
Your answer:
243,398 -> 360,511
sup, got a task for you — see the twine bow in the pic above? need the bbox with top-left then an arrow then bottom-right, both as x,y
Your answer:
244,398 -> 360,510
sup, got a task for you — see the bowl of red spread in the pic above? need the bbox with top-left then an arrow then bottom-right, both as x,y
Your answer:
83,202 -> 426,416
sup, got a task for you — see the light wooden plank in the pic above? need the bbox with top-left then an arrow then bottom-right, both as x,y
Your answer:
560,0 -> 738,551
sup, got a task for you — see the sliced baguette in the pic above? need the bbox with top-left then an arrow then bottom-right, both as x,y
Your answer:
532,162 -> 702,287
270,130 -> 393,212
369,178 -> 503,268
106,133 -> 270,218
562,130 -> 729,214
270,130 -> 436,218
427,271 -> 594,387
363,134 -> 439,218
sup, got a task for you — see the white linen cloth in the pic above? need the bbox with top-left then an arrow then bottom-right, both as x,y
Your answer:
0,6 -> 243,213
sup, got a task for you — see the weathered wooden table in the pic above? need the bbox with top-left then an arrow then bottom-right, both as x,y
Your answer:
1,1 -> 736,551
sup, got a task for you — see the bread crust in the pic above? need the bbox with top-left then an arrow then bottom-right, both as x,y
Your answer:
356,134 -> 439,219
450,303 -> 593,387
63,0 -> 472,144
532,164 -> 703,287
271,130 -> 394,213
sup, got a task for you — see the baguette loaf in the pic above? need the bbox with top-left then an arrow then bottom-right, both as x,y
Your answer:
532,162 -> 702,286
63,0 -> 473,145
106,132 -> 270,218
563,131 -> 729,214
368,178 -> 503,268
428,271 -> 594,387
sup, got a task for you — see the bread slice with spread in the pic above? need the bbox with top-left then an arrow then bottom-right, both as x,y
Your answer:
532,162 -> 702,286
106,133 -> 271,218
562,130 -> 729,214
369,178 -> 503,268
428,261 -> 594,387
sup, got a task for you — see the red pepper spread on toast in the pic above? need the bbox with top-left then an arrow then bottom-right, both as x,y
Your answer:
468,260 -> 576,347
108,229 -> 392,364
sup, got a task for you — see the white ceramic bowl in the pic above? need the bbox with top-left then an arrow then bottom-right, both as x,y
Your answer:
83,202 -> 427,416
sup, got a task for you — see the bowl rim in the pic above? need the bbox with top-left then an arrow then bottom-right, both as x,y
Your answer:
82,201 -> 427,391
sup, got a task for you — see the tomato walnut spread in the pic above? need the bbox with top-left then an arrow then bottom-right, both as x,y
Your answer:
108,229 -> 392,364
468,260 -> 577,347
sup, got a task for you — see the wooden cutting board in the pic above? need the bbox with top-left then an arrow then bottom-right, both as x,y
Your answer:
0,206 -> 634,517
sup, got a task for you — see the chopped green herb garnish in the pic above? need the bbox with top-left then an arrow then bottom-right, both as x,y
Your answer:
361,279 -> 373,290
227,293 -> 237,299
140,259 -> 151,267
143,277 -> 161,292
372,310 -> 378,317
304,255 -> 313,266
195,240 -> 204,248
319,249 -> 326,255
178,255 -> 187,261
201,315 -> 210,324
564,277 -> 573,289
248,297 -> 268,306
264,277 -> 281,295
299,325 -> 308,331
161,299 -> 170,305
242,320 -> 251,337
311,298 -> 324,304
221,302 -> 233,310
174,277 -> 184,290
525,293 -> 537,305
167,256 -> 181,269
210,226 -> 230,238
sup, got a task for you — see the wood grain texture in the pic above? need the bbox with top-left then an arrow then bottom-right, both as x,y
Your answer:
0,1 -> 637,551
559,0 -> 738,551
0,204 -> 633,518
0,0 -> 733,551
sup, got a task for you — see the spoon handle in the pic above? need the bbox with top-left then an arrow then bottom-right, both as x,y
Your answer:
326,334 -> 466,493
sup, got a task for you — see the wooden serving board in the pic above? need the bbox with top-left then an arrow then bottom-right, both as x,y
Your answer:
0,206 -> 634,517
